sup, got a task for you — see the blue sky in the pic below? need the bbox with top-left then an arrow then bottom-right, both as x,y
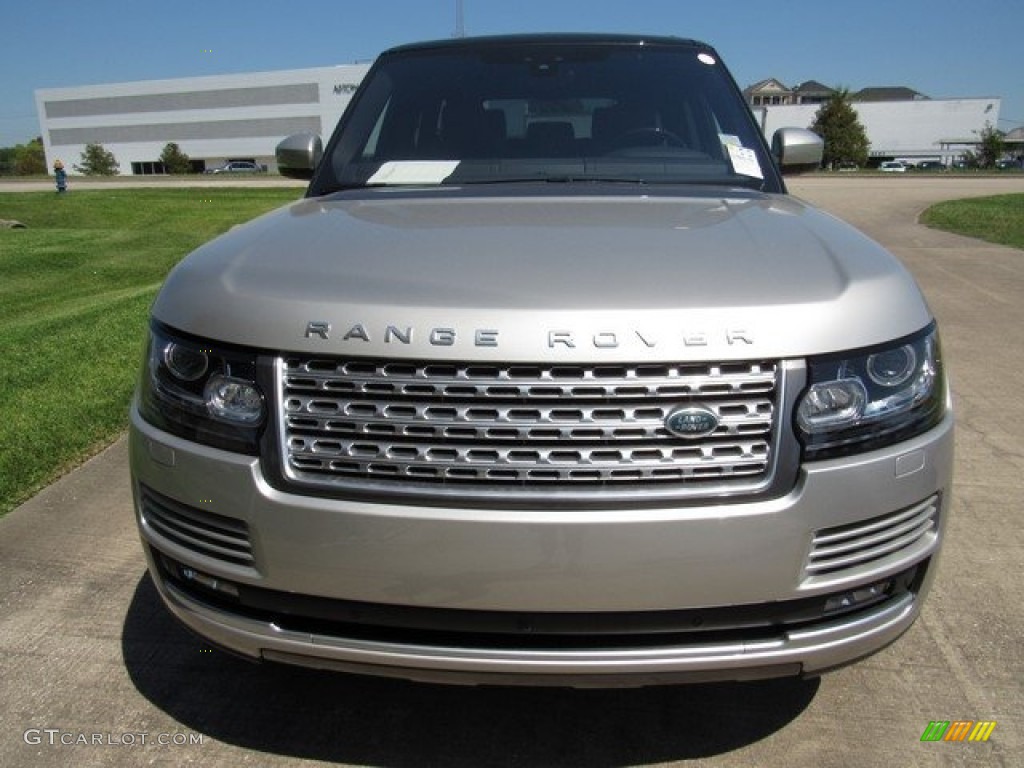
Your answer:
2,0 -> 1021,146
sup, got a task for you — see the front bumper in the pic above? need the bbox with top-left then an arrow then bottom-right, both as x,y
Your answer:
130,403 -> 954,686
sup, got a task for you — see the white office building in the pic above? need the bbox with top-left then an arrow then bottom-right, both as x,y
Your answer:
754,98 -> 1001,165
35,64 -> 370,175
36,65 -> 1001,173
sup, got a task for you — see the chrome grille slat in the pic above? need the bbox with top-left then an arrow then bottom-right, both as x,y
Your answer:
278,356 -> 781,497
806,520 -> 935,573
805,495 -> 939,578
140,486 -> 255,568
284,398 -> 773,440
287,437 -> 770,481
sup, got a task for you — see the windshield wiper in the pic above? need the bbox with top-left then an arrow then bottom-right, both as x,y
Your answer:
453,175 -> 649,186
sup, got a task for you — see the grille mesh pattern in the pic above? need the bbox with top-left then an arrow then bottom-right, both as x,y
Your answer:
278,356 -> 780,496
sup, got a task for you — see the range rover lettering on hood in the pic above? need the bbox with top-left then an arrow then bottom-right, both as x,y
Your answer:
304,322 -> 754,349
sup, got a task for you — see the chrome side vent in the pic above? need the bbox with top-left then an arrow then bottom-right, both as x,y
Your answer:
806,495 -> 939,581
140,486 -> 255,569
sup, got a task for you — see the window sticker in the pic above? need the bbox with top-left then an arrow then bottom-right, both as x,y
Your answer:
726,144 -> 763,179
697,53 -> 717,66
368,161 -> 460,185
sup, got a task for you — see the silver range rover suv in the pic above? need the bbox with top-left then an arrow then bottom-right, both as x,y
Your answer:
130,34 -> 953,686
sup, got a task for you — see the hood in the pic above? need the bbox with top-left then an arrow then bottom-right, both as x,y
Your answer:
152,187 -> 933,362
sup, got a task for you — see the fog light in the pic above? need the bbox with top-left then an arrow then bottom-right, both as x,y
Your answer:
181,566 -> 240,597
824,580 -> 891,614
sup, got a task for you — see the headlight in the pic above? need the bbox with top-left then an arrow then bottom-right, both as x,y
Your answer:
138,324 -> 265,453
797,325 -> 945,459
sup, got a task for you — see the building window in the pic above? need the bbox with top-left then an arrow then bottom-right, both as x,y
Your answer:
131,161 -> 166,175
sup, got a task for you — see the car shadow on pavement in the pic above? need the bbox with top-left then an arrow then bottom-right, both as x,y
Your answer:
123,574 -> 818,766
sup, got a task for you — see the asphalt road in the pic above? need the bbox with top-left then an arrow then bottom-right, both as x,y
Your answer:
1,175 -> 1022,767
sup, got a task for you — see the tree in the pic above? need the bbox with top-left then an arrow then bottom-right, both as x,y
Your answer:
74,143 -> 120,175
159,142 -> 192,174
13,137 -> 46,175
975,122 -> 1004,169
809,89 -> 870,170
0,146 -> 16,176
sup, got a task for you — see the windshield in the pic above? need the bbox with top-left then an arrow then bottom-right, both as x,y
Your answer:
314,40 -> 780,194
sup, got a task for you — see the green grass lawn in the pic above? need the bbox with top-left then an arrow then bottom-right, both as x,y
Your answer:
921,194 -> 1024,250
0,188 -> 301,515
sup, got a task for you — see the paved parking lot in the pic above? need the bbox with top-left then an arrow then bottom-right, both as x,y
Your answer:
1,175 -> 1022,767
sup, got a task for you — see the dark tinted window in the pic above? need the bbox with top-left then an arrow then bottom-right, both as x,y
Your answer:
317,41 -> 778,192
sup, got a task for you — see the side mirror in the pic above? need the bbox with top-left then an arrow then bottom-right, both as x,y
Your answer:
276,132 -> 323,180
771,127 -> 823,174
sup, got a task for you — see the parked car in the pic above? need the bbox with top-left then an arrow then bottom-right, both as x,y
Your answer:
207,161 -> 265,174
915,161 -> 946,171
131,33 -> 952,687
879,161 -> 907,173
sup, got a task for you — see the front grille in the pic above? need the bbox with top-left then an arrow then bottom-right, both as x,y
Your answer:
277,356 -> 783,501
805,495 -> 940,581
